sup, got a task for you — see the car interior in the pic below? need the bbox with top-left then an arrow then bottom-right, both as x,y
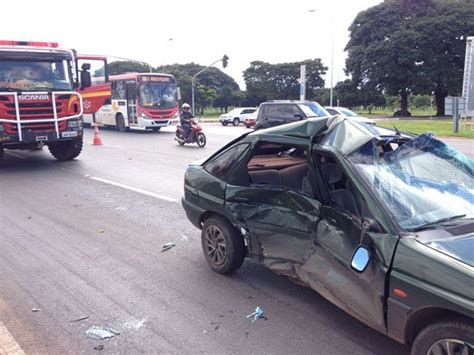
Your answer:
245,143 -> 312,195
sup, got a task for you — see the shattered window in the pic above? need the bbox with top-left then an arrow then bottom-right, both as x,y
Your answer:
350,134 -> 474,230
204,143 -> 249,179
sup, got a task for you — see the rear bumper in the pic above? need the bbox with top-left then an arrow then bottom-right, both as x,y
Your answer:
181,197 -> 205,229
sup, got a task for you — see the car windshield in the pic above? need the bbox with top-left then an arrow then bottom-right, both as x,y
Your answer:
339,108 -> 358,117
349,134 -> 474,230
139,83 -> 177,109
298,102 -> 330,117
0,59 -> 73,91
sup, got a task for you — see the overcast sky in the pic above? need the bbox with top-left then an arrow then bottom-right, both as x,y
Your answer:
4,0 -> 382,89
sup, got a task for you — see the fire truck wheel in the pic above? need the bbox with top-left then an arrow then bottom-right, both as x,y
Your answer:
116,114 -> 129,132
48,139 -> 83,161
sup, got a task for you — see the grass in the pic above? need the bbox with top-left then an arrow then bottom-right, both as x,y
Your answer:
355,107 -> 435,116
377,119 -> 474,138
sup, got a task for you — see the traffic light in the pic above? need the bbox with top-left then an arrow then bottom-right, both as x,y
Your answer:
222,54 -> 229,68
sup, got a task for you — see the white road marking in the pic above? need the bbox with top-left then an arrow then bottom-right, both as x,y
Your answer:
0,321 -> 25,355
88,176 -> 177,203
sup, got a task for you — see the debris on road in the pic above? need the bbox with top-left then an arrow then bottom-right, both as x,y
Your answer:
93,345 -> 104,351
246,306 -> 265,323
99,230 -> 105,234
70,315 -> 89,323
160,242 -> 176,252
85,326 -> 120,340
32,308 -> 41,312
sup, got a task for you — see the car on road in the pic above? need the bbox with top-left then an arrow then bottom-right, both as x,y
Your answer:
219,107 -> 257,126
182,116 -> 474,355
254,100 -> 329,130
325,106 -> 376,125
244,112 -> 257,128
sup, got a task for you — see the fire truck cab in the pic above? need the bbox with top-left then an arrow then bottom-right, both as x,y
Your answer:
0,40 -> 86,160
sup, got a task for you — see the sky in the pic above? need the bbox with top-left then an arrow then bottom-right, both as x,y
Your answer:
3,0 -> 383,90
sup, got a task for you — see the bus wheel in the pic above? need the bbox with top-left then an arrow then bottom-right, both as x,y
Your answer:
48,139 -> 83,161
116,114 -> 129,132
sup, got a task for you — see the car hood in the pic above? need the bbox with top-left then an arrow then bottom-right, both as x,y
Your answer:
416,226 -> 474,266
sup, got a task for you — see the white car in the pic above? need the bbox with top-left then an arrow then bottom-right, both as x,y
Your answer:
219,107 -> 257,126
325,107 -> 376,125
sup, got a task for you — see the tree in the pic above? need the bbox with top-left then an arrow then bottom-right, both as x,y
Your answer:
106,61 -> 152,75
415,2 -> 474,115
345,0 -> 474,116
243,59 -> 327,104
156,63 -> 240,112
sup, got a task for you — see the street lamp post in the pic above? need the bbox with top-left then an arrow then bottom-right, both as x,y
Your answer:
191,55 -> 228,116
309,9 -> 334,106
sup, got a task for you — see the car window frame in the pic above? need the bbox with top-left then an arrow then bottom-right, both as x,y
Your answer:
203,143 -> 251,181
228,138 -> 322,200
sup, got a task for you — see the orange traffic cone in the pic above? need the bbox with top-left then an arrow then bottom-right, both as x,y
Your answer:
92,123 -> 103,145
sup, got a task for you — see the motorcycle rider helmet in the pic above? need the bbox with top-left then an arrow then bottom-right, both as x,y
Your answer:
182,103 -> 190,110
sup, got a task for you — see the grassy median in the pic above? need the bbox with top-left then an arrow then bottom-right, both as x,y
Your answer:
377,119 -> 474,138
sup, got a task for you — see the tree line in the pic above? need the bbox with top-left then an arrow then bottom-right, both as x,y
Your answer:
103,0 -> 473,116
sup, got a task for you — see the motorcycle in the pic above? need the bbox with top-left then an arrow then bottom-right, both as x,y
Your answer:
175,118 -> 206,148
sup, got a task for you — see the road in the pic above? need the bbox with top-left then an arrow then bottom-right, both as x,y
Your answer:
0,123 -> 471,354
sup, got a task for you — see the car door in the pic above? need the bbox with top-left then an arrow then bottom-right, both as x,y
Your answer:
300,151 -> 397,333
224,141 -> 321,275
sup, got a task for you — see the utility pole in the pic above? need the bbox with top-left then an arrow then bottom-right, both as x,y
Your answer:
192,55 -> 229,115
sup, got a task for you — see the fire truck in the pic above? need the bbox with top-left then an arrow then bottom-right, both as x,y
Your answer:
0,40 -> 93,160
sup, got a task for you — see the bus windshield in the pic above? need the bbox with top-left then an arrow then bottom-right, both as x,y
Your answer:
139,83 -> 177,109
0,59 -> 73,91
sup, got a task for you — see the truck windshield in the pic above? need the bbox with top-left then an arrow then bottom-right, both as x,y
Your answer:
349,134 -> 474,231
0,59 -> 73,91
139,83 -> 177,109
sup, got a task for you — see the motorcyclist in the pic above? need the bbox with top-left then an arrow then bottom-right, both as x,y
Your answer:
180,103 -> 193,142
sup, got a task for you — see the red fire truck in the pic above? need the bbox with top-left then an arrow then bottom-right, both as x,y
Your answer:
0,40 -> 93,160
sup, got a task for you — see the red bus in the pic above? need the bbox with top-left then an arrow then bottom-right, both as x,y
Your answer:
81,71 -> 179,132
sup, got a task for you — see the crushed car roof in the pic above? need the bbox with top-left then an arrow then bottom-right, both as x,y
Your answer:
250,116 -> 412,155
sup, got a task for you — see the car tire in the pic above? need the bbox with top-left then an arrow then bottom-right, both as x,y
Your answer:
222,121 -> 228,126
411,319 -> 474,355
201,216 -> 245,274
233,118 -> 240,126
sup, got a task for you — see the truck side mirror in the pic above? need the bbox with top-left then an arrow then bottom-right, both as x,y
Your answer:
80,70 -> 91,89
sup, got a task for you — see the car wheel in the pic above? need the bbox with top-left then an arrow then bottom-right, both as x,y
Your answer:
411,319 -> 474,355
233,117 -> 240,126
245,125 -> 251,129
201,216 -> 245,274
222,121 -> 228,126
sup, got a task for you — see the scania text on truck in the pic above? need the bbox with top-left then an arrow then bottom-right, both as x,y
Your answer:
0,40 -> 90,160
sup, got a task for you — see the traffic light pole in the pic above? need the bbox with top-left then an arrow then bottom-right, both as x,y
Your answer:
191,56 -> 228,116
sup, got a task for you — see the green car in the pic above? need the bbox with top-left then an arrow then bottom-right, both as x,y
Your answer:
182,117 -> 474,355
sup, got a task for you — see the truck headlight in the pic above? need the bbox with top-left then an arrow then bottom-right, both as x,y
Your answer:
68,120 -> 82,128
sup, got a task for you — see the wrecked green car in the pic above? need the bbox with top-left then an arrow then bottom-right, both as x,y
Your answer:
182,117 -> 474,355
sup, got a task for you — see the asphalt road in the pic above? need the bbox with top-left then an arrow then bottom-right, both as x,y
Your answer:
0,123 -> 471,354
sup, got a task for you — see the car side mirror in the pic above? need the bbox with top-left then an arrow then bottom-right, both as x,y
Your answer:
351,246 -> 371,273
